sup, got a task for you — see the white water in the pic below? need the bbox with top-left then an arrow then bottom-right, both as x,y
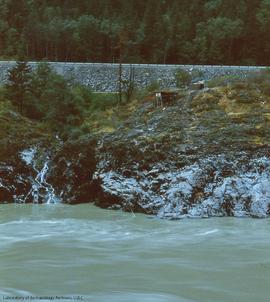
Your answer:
20,149 -> 59,204
0,204 -> 269,302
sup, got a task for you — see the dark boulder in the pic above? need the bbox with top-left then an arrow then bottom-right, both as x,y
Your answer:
49,135 -> 100,204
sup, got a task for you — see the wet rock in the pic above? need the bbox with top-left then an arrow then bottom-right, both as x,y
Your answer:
91,87 -> 270,218
49,135 -> 99,203
0,161 -> 32,203
95,152 -> 270,218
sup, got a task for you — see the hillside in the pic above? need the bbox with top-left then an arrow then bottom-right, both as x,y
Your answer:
1,73 -> 270,218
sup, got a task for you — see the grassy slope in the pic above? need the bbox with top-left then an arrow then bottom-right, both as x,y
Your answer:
1,72 -> 270,163
0,99 -> 52,161
91,76 -> 270,173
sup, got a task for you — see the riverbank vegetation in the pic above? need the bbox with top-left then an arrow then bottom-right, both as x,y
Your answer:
2,61 -> 270,149
0,0 -> 270,65
0,61 -> 146,140
2,62 -> 270,212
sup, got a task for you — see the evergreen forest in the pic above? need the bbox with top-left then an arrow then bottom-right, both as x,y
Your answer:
0,0 -> 270,65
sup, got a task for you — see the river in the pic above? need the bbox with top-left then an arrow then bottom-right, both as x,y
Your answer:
0,204 -> 269,302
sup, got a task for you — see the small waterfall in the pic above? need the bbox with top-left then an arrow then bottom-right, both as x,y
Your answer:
20,148 -> 60,204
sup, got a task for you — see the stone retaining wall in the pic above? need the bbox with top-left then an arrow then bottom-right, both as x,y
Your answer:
0,61 -> 267,92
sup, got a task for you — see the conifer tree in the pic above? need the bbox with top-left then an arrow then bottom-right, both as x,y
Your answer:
6,61 -> 32,114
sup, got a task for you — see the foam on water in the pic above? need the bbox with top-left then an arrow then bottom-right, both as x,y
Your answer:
197,229 -> 219,236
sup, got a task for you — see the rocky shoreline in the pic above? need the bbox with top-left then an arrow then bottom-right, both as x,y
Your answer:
1,84 -> 270,218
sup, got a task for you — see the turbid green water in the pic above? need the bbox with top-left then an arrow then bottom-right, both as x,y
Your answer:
0,204 -> 269,302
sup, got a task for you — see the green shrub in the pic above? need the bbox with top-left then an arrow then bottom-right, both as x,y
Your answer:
0,86 -> 7,103
145,80 -> 161,93
190,68 -> 204,79
89,93 -> 118,111
4,61 -> 90,134
71,84 -> 92,106
175,69 -> 192,87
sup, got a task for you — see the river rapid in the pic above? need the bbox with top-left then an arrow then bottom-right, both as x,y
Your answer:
0,204 -> 269,302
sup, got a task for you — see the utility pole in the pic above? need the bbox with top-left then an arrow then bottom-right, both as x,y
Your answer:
118,46 -> 122,104
117,29 -> 128,105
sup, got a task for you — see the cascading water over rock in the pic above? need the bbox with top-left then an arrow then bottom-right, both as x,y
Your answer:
20,148 -> 60,204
